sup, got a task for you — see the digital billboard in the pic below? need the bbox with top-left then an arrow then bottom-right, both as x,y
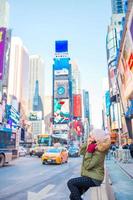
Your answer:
110,103 -> 122,130
54,79 -> 69,99
105,90 -> 111,116
130,17 -> 133,42
55,40 -> 68,53
83,90 -> 89,119
54,98 -> 70,124
73,94 -> 82,118
53,58 -> 70,76
29,111 -> 42,120
0,28 -> 6,80
109,68 -> 118,96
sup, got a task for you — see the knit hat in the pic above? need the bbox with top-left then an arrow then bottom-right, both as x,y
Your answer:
90,129 -> 110,141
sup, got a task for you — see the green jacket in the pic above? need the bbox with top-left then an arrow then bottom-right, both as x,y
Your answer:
80,139 -> 110,181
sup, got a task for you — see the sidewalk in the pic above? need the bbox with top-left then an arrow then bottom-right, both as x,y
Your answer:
106,158 -> 133,200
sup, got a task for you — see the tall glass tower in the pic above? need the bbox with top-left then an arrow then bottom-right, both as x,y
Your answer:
111,0 -> 125,14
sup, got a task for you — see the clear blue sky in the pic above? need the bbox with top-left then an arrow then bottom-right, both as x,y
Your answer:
9,0 -> 111,128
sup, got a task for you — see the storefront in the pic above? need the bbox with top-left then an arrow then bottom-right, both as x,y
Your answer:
117,6 -> 133,138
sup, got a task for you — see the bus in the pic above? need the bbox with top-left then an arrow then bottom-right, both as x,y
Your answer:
0,127 -> 14,167
37,134 -> 52,146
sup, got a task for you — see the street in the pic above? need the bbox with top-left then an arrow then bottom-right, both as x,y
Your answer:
0,156 -> 82,200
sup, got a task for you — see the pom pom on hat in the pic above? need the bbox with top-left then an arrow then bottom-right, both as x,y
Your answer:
90,129 -> 110,141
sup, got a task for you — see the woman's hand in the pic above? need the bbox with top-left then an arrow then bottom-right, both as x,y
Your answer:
87,135 -> 96,145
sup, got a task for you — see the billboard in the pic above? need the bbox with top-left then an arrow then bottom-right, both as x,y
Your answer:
110,103 -> 122,130
53,58 -> 70,76
105,90 -> 111,116
130,17 -> 133,42
29,111 -> 42,120
109,68 -> 118,97
5,105 -> 20,126
0,28 -> 6,80
54,98 -> 70,124
73,94 -> 82,118
2,29 -> 11,86
55,40 -> 68,53
54,79 -> 69,98
83,90 -> 90,119
121,33 -> 133,99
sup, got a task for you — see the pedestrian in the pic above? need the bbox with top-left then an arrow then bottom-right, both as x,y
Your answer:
129,140 -> 133,158
122,143 -> 129,149
67,129 -> 111,200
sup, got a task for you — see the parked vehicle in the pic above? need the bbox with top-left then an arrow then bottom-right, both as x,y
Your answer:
42,147 -> 68,164
18,146 -> 27,157
0,128 -> 13,167
68,146 -> 80,157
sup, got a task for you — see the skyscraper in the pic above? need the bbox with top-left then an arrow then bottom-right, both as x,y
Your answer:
111,0 -> 125,14
29,55 -> 45,116
0,0 -> 9,28
33,80 -> 44,116
7,37 -> 30,117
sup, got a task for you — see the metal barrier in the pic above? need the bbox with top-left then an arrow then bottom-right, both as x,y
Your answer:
115,149 -> 131,163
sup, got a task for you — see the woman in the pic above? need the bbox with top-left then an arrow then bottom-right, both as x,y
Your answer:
67,129 -> 111,200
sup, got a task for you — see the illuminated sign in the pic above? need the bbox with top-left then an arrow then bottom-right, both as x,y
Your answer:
54,80 -> 69,98
54,98 -> 70,124
128,52 -> 133,71
55,40 -> 68,53
73,94 -> 82,118
0,28 -> 6,80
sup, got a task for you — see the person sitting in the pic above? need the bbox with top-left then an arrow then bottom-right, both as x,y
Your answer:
67,129 -> 111,200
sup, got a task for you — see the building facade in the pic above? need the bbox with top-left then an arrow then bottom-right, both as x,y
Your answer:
106,1 -> 133,142
7,37 -> 30,117
0,0 -> 9,28
29,55 -> 45,117
52,40 -> 72,139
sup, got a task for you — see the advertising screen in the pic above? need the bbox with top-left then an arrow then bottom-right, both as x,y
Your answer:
55,40 -> 68,53
54,98 -> 70,124
130,17 -> 133,41
109,68 -> 117,96
54,79 -> 69,99
83,91 -> 89,119
0,28 -> 6,80
110,103 -> 122,130
105,90 -> 111,116
29,111 -> 42,120
73,94 -> 82,118
53,58 -> 70,76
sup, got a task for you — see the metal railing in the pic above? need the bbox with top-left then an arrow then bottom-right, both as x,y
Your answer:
114,149 -> 131,163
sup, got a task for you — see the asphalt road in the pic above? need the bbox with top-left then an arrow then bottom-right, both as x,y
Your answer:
0,156 -> 82,200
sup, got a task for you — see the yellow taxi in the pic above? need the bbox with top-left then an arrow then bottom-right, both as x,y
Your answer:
41,147 -> 68,164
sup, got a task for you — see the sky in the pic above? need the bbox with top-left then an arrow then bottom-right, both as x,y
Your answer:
9,0 -> 111,128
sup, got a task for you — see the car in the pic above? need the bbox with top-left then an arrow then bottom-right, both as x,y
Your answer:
18,146 -> 27,157
41,147 -> 68,164
29,144 -> 38,156
68,146 -> 80,157
29,145 -> 48,157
